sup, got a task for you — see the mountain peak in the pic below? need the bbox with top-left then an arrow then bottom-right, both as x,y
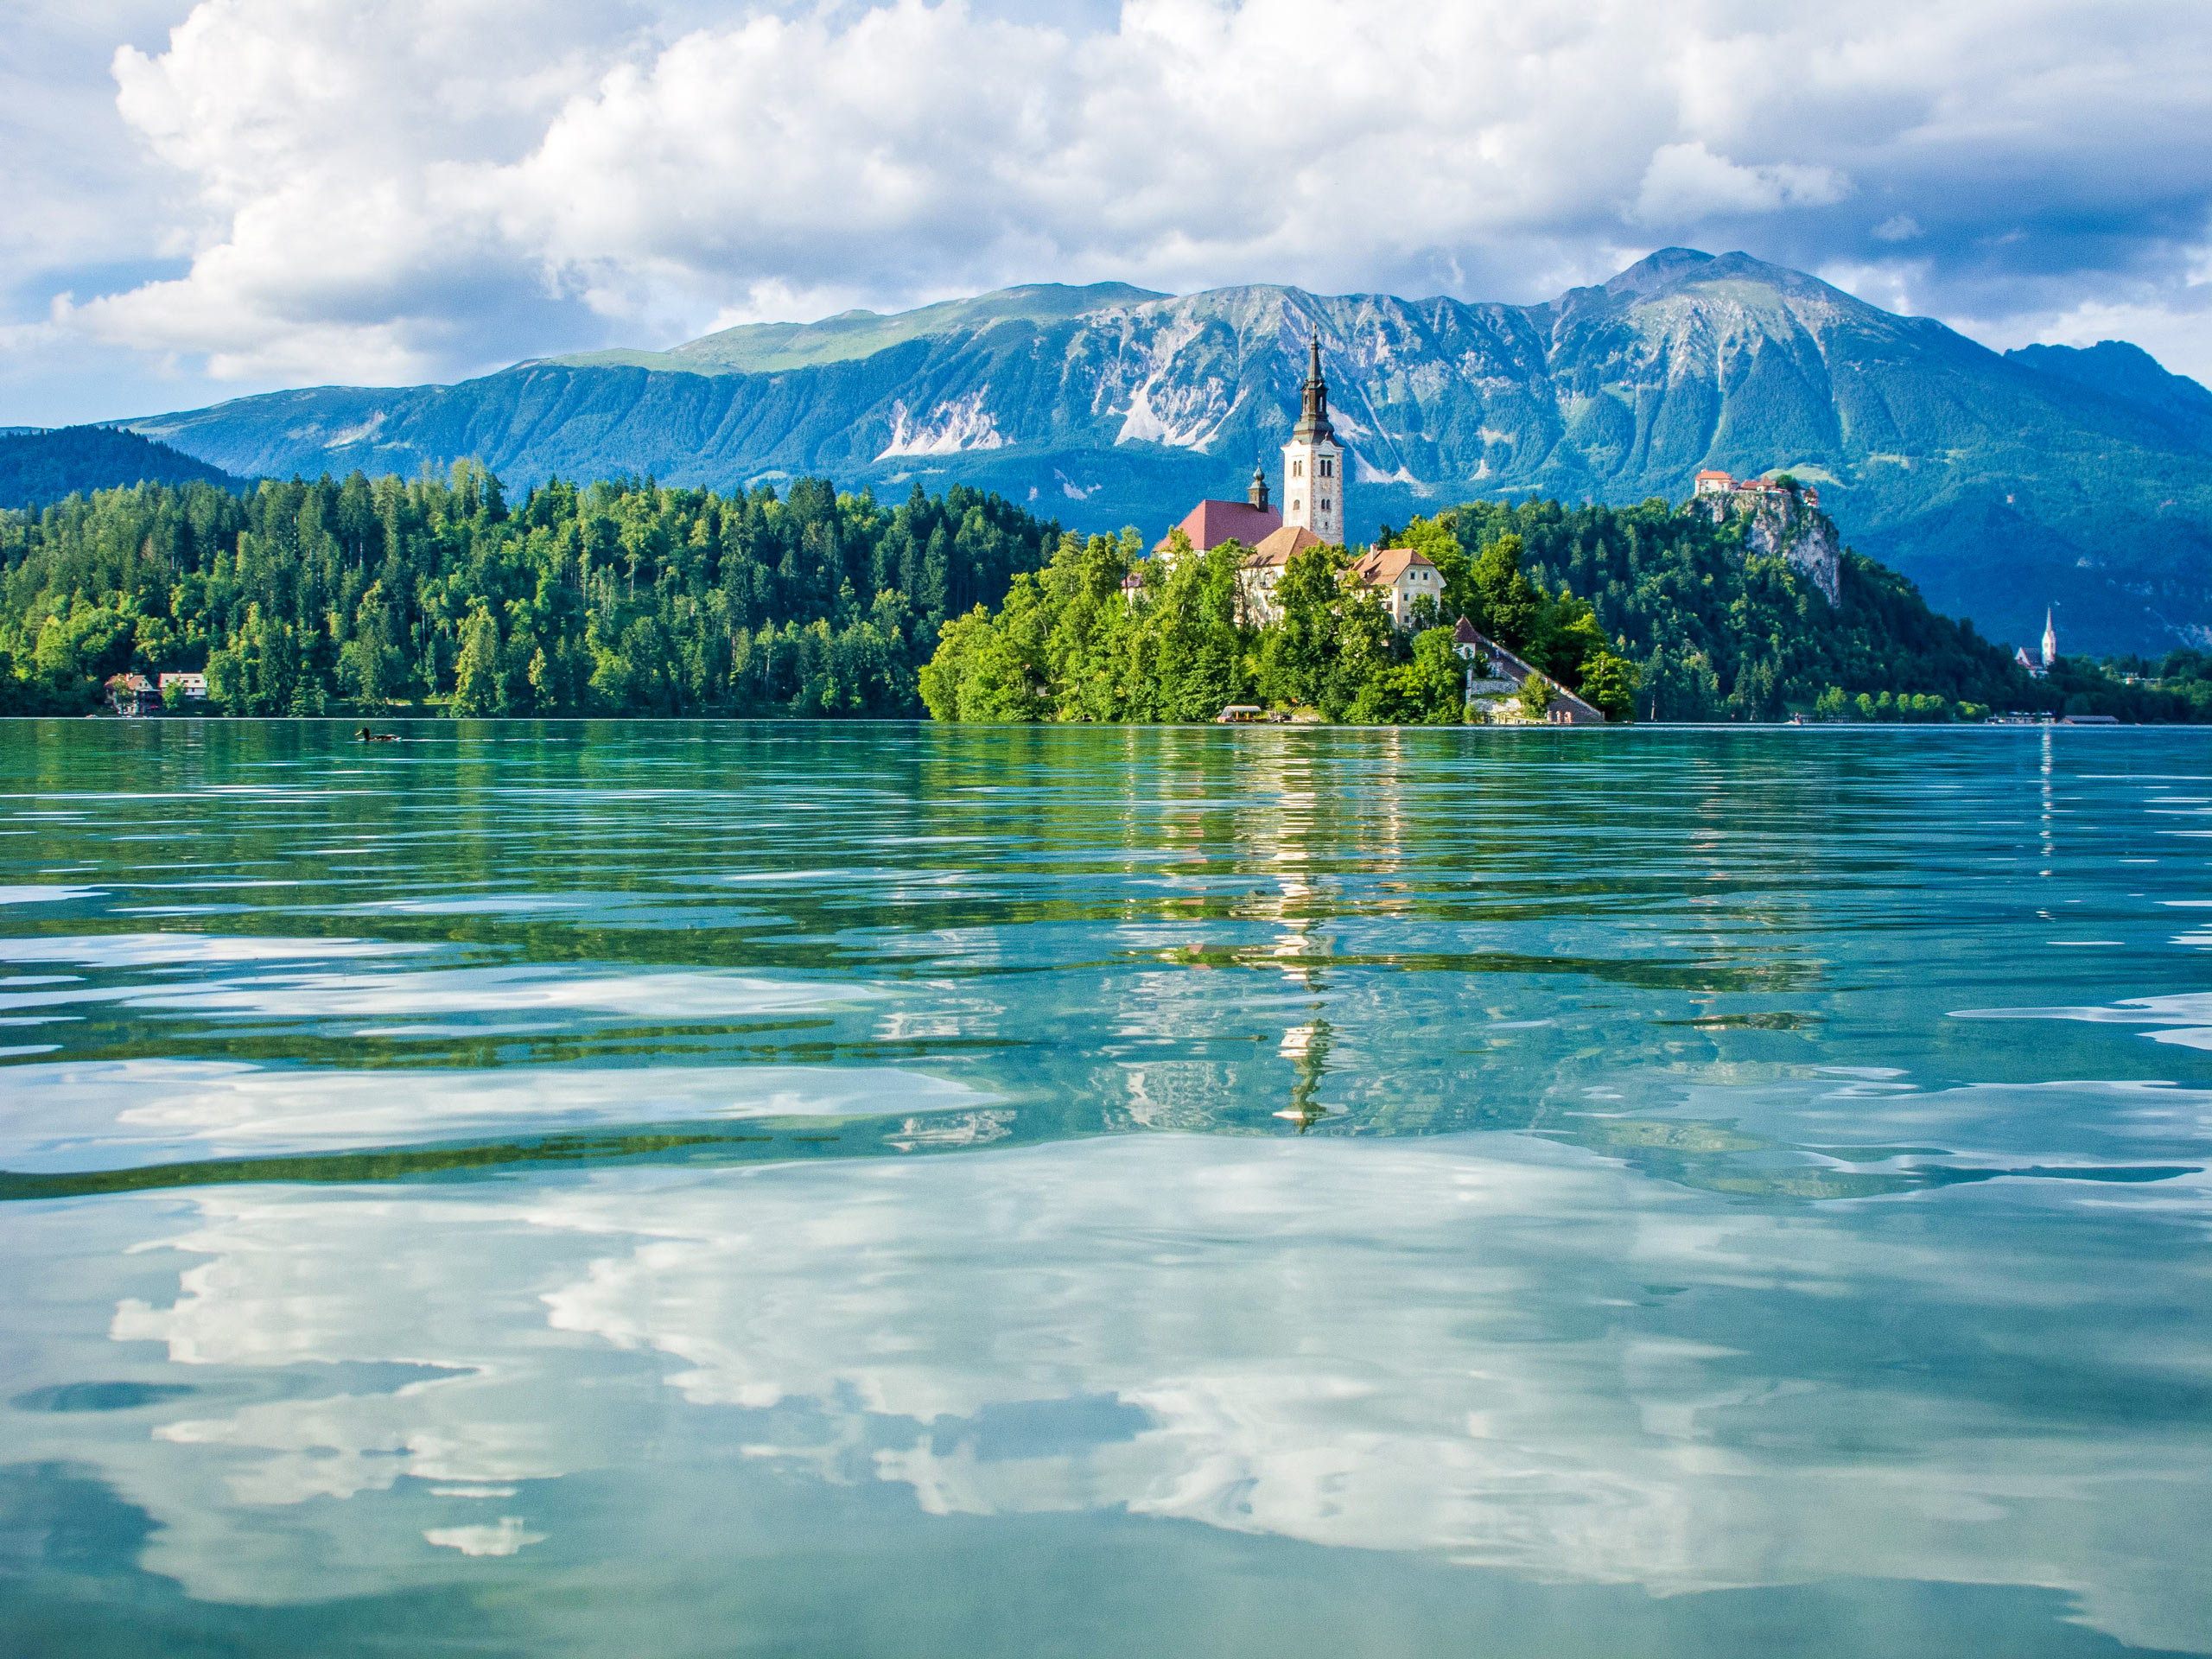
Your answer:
1597,246 -> 1858,310
2007,339 -> 2212,441
1602,247 -> 1716,297
2009,339 -> 2212,403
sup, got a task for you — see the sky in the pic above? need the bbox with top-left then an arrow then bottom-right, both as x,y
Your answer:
3,0 -> 2210,425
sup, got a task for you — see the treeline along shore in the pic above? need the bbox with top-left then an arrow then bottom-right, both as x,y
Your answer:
1,466 -> 2204,723
0,467 -> 1052,719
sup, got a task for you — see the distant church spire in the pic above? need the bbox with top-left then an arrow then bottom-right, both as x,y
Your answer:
1293,329 -> 1336,444
2042,607 -> 2057,669
1248,454 -> 1271,512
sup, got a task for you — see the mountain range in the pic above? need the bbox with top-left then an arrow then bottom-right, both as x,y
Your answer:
119,250 -> 2212,655
0,423 -> 244,511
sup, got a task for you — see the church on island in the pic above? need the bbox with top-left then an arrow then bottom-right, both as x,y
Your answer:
1147,332 -> 1604,723
1152,334 -> 1445,632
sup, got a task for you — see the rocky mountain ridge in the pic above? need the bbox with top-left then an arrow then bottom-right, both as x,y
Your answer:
120,251 -> 2212,654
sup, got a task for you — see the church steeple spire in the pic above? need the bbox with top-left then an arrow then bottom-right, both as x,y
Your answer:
1293,328 -> 1335,444
1248,454 -> 1271,512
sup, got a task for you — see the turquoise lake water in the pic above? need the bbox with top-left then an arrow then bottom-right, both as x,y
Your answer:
1,719 -> 2208,1656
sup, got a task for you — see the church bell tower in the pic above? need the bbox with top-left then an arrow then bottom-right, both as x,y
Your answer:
1281,330 -> 1344,545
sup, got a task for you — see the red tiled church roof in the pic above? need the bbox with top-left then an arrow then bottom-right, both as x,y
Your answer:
1155,499 -> 1282,555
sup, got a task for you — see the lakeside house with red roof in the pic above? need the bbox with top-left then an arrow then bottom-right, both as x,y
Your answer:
104,673 -> 157,716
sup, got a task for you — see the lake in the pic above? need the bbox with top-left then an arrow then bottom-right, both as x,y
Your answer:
1,719 -> 2207,1657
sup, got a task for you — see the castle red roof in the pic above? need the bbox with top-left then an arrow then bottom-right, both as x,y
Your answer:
1155,499 -> 1282,555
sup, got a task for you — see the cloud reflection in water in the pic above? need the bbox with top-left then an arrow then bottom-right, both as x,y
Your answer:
25,1133 -> 2202,1654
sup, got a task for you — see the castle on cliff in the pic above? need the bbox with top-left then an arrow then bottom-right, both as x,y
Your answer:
1694,468 -> 1821,511
1691,467 -> 1841,604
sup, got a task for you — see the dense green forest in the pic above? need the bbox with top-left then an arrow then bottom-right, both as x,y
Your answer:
0,466 -> 2196,722
0,469 -> 1057,716
0,426 -> 243,512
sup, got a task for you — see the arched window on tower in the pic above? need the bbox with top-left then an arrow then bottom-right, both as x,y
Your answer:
1293,460 -> 1303,479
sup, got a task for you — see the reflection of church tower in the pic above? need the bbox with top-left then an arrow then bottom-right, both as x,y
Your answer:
2042,607 -> 2057,670
1275,1017 -> 1333,1128
1282,332 -> 1344,545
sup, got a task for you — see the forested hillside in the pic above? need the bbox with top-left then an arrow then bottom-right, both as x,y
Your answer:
0,425 -> 245,511
925,494 -> 2206,725
1450,499 -> 2026,721
0,469 -> 1057,716
1437,498 -> 2210,721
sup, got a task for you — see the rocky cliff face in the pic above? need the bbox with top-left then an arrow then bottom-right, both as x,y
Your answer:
123,250 -> 2212,654
1704,490 -> 1841,605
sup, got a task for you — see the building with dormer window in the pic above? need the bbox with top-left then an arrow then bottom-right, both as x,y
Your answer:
1345,547 -> 1443,629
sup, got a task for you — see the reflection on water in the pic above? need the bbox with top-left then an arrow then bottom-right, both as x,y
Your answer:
2,721 -> 2210,1656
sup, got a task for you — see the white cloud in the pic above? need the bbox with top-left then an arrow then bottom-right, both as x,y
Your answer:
0,3 -> 183,270
1815,257 -> 1926,320
6,0 -> 2212,405
0,1056 -> 992,1168
1631,142 -> 1852,226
